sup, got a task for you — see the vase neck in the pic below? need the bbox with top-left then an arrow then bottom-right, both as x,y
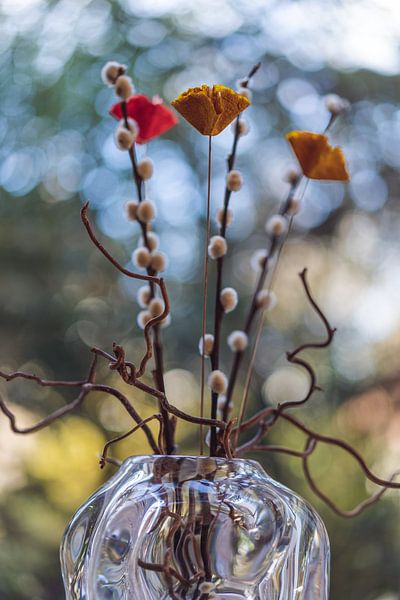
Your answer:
118,455 -> 267,483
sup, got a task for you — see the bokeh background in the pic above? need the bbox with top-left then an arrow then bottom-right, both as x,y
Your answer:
1,0 -> 400,598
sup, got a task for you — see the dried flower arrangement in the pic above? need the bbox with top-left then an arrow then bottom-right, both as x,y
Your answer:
1,61 -> 399,520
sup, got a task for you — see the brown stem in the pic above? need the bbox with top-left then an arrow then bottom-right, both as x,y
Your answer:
0,355 -> 97,433
277,267 -> 336,414
249,437 -> 317,458
280,412 -> 400,490
99,414 -> 163,468
0,357 -> 160,453
237,408 -> 400,517
81,202 -> 158,284
303,446 -> 400,518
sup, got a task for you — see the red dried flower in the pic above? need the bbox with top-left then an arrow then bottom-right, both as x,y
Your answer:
109,94 -> 178,144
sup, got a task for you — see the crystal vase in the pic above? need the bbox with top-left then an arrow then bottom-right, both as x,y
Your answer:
60,455 -> 329,599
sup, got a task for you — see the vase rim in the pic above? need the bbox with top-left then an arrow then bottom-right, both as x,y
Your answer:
121,454 -> 263,468
124,454 -> 257,461
117,455 -> 267,479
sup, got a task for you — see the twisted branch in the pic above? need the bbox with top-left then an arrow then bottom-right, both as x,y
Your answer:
0,355 -> 161,453
81,202 -> 170,379
232,268 -> 400,516
277,267 -> 336,414
99,414 -> 164,469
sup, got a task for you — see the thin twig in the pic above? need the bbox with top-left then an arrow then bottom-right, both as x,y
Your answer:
303,448 -> 400,518
81,203 -> 170,382
99,414 -> 163,468
277,267 -> 336,414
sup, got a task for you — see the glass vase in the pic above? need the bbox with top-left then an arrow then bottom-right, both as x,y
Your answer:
60,455 -> 329,599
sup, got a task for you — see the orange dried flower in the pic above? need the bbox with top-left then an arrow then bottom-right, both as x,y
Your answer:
171,84 -> 250,136
286,131 -> 350,181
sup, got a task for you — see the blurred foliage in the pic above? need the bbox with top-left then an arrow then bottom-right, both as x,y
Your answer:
1,0 -> 400,598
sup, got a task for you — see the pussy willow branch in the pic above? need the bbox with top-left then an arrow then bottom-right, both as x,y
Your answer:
209,63 -> 261,456
121,101 -> 174,454
81,202 -> 169,379
223,114 -> 337,423
0,202 -> 227,459
221,180 -> 299,422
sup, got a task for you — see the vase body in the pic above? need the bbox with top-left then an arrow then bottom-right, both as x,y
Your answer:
60,456 -> 329,599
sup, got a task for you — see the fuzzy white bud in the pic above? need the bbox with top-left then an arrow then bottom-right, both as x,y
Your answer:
324,94 -> 350,117
125,200 -> 138,221
208,235 -> 227,259
251,249 -> 268,271
256,289 -> 277,311
115,75 -> 134,100
237,87 -> 252,101
217,395 -> 233,415
137,200 -> 156,224
226,170 -> 243,192
115,125 -> 136,150
287,196 -> 301,216
199,582 -> 215,593
227,330 -> 248,352
115,118 -> 138,150
137,157 -> 154,180
215,207 -> 233,227
198,334 -> 214,357
231,118 -> 249,136
137,310 -> 152,330
137,285 -> 151,308
149,297 -> 165,317
139,231 -> 159,252
220,287 -> 238,313
285,167 -> 301,186
208,370 -> 228,394
160,314 -> 171,328
101,61 -> 127,86
150,251 -> 168,273
265,214 -> 288,237
236,78 -> 248,88
132,247 -> 151,269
